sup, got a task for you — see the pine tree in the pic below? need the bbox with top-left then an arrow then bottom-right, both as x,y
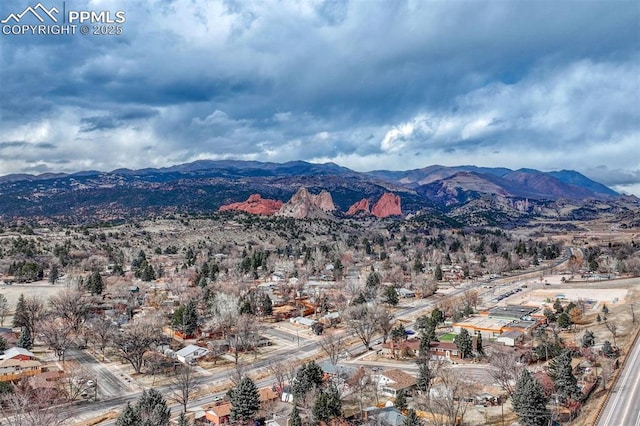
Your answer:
289,405 -> 302,426
292,361 -> 324,401
137,388 -> 170,426
431,307 -> 444,324
511,369 -> 549,426
557,312 -> 572,329
476,333 -> 484,356
403,409 -> 423,426
365,272 -> 381,297
352,293 -> 367,305
434,264 -> 443,281
416,359 -> 433,393
601,340 -> 615,357
391,324 -> 406,342
418,333 -> 431,358
49,264 -> 59,284
395,389 -> 407,411
312,385 -> 341,424
17,326 -> 33,350
553,299 -> 564,313
183,300 -> 198,336
12,294 -> 27,329
384,286 -> 399,306
116,402 -> 141,426
548,350 -> 581,403
229,376 -> 260,424
177,412 -> 192,426
581,330 -> 595,348
87,271 -> 103,295
260,293 -> 273,316
454,329 -> 473,359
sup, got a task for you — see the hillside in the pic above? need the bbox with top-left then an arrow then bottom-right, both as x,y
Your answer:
0,160 -> 633,226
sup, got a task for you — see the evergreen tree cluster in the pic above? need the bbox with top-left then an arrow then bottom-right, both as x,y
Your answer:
116,388 -> 170,426
172,300 -> 199,337
312,385 -> 342,424
132,250 -> 156,281
228,376 -> 260,424
548,350 -> 582,403
292,361 -> 324,401
85,271 -> 104,295
454,328 -> 473,359
512,370 -> 550,426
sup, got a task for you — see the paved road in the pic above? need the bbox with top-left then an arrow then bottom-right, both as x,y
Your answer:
597,332 -> 640,426
67,349 -> 134,399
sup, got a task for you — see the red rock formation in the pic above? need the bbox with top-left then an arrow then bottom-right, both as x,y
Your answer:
219,194 -> 283,215
346,198 -> 370,215
372,193 -> 402,218
276,187 -> 335,219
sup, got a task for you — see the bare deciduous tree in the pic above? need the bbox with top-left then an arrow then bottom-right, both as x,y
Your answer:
0,379 -> 66,426
374,308 -> 394,344
227,314 -> 259,364
344,305 -> 379,349
209,292 -> 240,337
422,367 -> 479,426
347,367 -> 374,418
37,317 -> 74,362
462,289 -> 480,312
266,359 -> 298,396
169,364 -> 198,413
86,316 -> 116,359
318,332 -> 346,367
488,350 -> 523,396
113,316 -> 162,373
58,365 -> 94,401
19,295 -> 45,335
604,321 -> 618,347
48,289 -> 89,333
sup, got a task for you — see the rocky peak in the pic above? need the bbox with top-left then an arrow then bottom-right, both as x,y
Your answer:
314,190 -> 336,212
346,198 -> 371,215
276,187 -> 335,219
219,194 -> 283,215
372,193 -> 402,218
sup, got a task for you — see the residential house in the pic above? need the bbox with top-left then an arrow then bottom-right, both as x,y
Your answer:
290,316 -> 317,328
258,387 -> 279,409
376,369 -> 417,397
0,347 -> 36,361
175,344 -> 209,364
381,339 -> 420,358
318,360 -> 357,380
397,288 -> 415,298
362,406 -> 405,426
205,402 -> 231,425
429,342 -> 461,360
0,358 -> 42,382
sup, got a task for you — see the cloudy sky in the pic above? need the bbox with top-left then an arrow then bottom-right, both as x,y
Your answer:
1,0 -> 639,194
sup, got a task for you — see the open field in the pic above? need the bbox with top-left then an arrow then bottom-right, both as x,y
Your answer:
0,280 -> 67,326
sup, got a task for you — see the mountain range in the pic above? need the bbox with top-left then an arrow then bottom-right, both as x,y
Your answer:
0,160 -> 635,226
